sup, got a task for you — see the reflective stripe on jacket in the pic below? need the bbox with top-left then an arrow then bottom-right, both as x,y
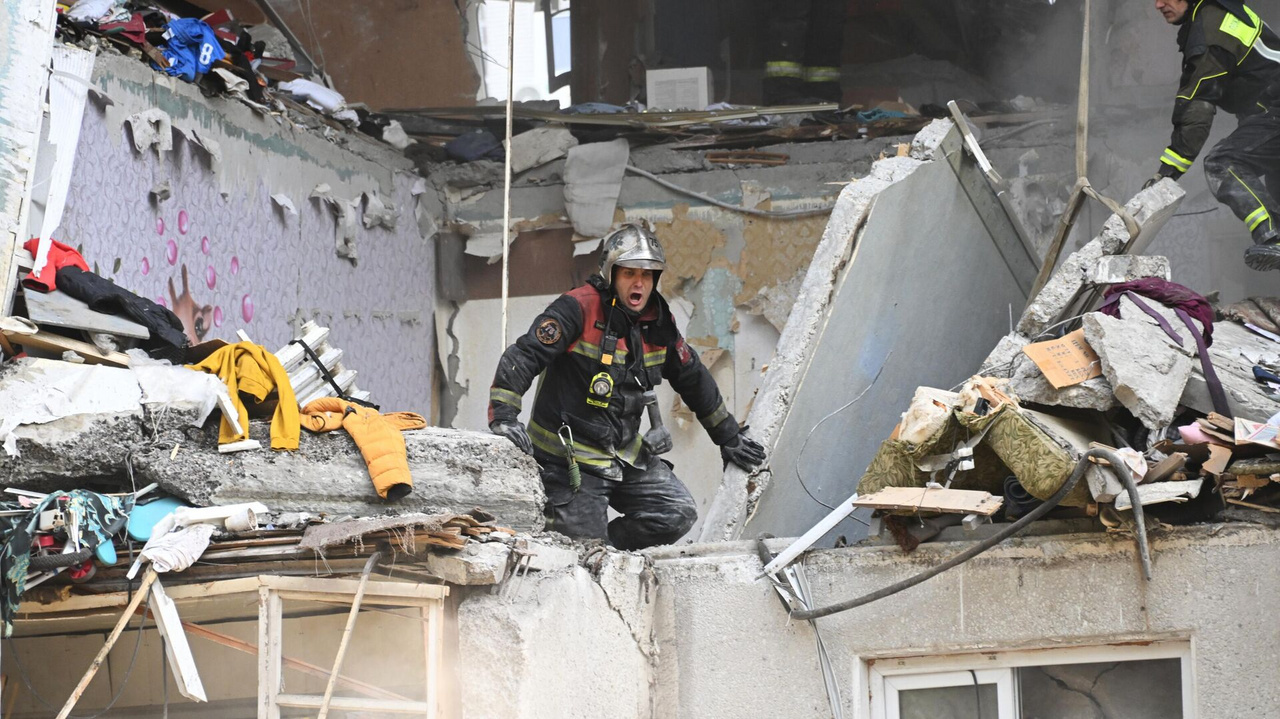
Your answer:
489,275 -> 739,479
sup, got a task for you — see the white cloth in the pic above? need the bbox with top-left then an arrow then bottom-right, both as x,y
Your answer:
279,79 -> 345,113
140,524 -> 215,574
0,359 -> 142,456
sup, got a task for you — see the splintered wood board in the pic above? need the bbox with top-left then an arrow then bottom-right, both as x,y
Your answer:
24,288 -> 150,339
852,486 -> 1004,516
2,327 -> 130,366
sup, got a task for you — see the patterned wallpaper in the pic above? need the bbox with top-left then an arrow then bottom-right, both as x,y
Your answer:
54,102 -> 437,414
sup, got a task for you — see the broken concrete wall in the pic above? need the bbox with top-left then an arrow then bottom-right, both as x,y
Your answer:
646,524 -> 1280,718
54,52 -> 436,412
436,134 -> 908,538
457,559 -> 654,719
700,121 -> 1032,542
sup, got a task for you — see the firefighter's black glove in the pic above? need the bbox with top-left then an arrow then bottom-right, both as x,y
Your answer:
643,426 -> 673,455
721,427 -> 766,471
490,419 -> 533,455
1144,164 -> 1182,189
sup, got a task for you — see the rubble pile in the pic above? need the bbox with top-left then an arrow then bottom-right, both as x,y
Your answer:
856,180 -> 1280,547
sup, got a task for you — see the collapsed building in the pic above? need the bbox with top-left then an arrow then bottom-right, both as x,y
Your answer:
0,0 -> 1278,718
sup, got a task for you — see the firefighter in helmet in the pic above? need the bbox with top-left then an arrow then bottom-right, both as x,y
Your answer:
1148,0 -> 1280,270
488,224 -> 765,549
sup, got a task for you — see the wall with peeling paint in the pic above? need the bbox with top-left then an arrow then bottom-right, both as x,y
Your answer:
51,52 -> 436,412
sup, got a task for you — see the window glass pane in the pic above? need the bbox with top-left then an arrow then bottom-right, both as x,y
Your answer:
551,12 -> 572,76
1018,659 -> 1182,719
898,684 -> 1000,719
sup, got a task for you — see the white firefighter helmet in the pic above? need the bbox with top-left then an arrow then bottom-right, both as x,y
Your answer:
598,224 -> 666,287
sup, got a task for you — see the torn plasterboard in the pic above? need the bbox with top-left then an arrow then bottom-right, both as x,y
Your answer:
510,126 -> 578,174
150,179 -> 172,203
179,126 -> 222,174
563,139 -> 630,237
362,192 -> 399,230
573,237 -> 603,256
311,183 -> 361,263
125,107 -> 174,153
465,233 -> 505,261
412,177 -> 440,240
271,193 -> 298,216
30,45 -> 95,283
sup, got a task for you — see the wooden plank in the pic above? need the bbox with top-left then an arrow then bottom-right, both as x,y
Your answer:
1225,498 -> 1280,513
260,575 -> 448,600
258,587 -> 283,719
149,579 -> 207,702
23,288 -> 150,338
275,694 -> 431,714
2,327 -> 130,366
852,486 -> 1004,516
18,576 -> 262,615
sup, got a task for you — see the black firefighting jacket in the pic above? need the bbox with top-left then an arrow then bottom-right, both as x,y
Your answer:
1160,0 -> 1280,176
489,275 -> 740,480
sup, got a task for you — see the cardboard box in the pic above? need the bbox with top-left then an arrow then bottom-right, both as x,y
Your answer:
646,67 -> 712,110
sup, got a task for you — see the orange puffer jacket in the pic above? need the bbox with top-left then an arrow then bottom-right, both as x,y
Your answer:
300,397 -> 426,499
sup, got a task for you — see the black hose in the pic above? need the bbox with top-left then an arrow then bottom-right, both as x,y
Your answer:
27,547 -> 94,571
787,448 -> 1151,621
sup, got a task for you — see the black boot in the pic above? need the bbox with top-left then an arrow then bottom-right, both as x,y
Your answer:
1245,227 -> 1280,271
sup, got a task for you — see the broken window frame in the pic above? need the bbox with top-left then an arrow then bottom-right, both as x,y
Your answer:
882,668 -> 1014,719
539,0 -> 571,93
859,639 -> 1194,719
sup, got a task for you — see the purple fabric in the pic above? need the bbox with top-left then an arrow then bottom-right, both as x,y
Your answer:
1098,278 -> 1215,347
1098,278 -> 1229,415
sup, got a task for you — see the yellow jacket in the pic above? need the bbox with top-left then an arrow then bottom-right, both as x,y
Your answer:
301,397 -> 426,499
188,342 -> 300,450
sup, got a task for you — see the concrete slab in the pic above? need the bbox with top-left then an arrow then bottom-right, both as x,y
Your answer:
0,416 -> 547,530
699,121 -> 1032,542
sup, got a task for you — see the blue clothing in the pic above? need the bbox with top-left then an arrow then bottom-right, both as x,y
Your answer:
154,18 -> 224,81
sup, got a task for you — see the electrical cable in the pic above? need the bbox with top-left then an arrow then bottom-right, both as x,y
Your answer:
7,593 -> 152,718
784,447 -> 1151,621
793,353 -> 892,516
625,165 -> 837,218
970,669 -> 983,719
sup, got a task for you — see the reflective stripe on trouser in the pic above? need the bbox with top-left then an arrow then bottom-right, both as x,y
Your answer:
1161,147 -> 1192,173
1202,113 -> 1280,238
765,61 -> 803,78
803,66 -> 840,83
528,419 -> 645,469
1247,205 -> 1271,231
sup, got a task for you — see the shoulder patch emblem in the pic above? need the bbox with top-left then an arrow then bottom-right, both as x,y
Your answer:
536,318 -> 563,345
676,338 -> 694,366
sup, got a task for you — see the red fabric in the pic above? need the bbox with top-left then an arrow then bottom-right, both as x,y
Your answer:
21,238 -> 89,293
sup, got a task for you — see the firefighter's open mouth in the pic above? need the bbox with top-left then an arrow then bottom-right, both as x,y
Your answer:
628,291 -> 644,306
